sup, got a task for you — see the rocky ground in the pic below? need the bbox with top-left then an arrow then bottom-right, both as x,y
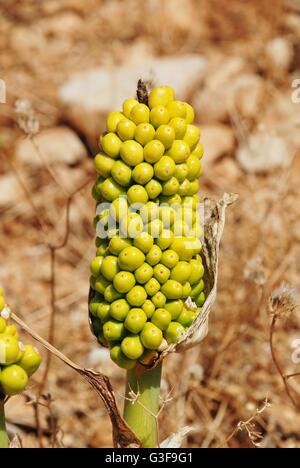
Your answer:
1,0 -> 300,448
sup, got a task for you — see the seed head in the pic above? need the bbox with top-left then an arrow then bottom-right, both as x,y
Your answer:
15,99 -> 40,136
269,282 -> 297,319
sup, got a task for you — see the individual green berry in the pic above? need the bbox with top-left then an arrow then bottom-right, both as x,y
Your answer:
109,197 -> 129,223
167,101 -> 187,119
132,163 -> 154,186
144,140 -> 165,164
187,179 -> 200,196
174,163 -> 189,182
153,264 -> 171,284
120,213 -> 144,239
164,322 -> 185,344
167,140 -> 190,164
96,238 -> 108,255
113,271 -> 136,294
17,345 -> 42,377
126,286 -> 147,307
171,261 -> 192,283
191,280 -> 205,298
89,294 -> 104,318
97,302 -> 111,322
161,250 -> 179,269
100,178 -> 125,202
121,335 -> 144,360
124,309 -> 147,334
140,323 -> 163,350
94,153 -> 115,177
144,278 -> 161,297
134,233 -> 154,254
150,106 -> 170,128
151,292 -> 167,309
185,103 -> 195,124
120,140 -> 144,166
104,285 -> 123,303
154,156 -> 176,181
101,256 -> 120,281
109,237 -> 132,256
161,280 -> 183,300
101,133 -> 122,158
146,245 -> 162,266
130,103 -> 150,125
123,98 -> 138,118
192,143 -> 204,159
0,336 -> 21,365
90,256 -> 104,277
110,299 -> 130,321
186,155 -> 201,180
142,300 -> 156,319
155,125 -> 175,149
145,219 -> 164,239
0,365 -> 28,396
117,119 -> 136,141
161,177 -> 180,196
103,320 -> 126,342
94,275 -> 110,295
135,263 -> 154,284
170,237 -> 196,261
111,160 -> 132,187
156,230 -> 174,251
184,124 -> 200,150
135,123 -> 156,146
110,345 -> 137,370
148,86 -> 175,109
145,179 -> 163,200
118,247 -> 145,272
189,260 -> 205,285
196,292 -> 205,307
164,300 -> 183,320
140,202 -> 160,223
182,282 -> 192,297
169,117 -> 187,139
177,307 -> 196,328
151,308 -> 171,331
127,185 -> 149,205
106,111 -> 126,133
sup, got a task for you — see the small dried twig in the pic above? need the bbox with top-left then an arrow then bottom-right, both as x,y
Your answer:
268,283 -> 299,408
10,312 -> 141,448
224,399 -> 271,447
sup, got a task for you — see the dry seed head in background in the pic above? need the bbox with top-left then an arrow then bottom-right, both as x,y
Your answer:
268,282 -> 298,320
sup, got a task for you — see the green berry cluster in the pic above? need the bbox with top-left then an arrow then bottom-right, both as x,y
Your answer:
89,86 -> 205,369
0,290 -> 42,396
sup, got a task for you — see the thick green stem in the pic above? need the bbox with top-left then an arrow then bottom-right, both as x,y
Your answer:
124,363 -> 162,448
0,399 -> 9,449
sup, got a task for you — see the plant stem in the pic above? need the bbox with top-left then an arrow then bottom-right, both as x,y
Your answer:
0,399 -> 9,449
124,363 -> 162,448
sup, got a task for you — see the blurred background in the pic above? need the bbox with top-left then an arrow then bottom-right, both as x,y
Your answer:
1,0 -> 300,448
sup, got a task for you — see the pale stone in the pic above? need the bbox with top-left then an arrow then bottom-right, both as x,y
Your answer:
15,127 -> 87,167
200,124 -> 235,163
59,55 -> 207,139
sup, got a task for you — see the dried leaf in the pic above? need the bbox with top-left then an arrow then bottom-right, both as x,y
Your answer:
161,426 -> 194,448
9,434 -> 22,449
